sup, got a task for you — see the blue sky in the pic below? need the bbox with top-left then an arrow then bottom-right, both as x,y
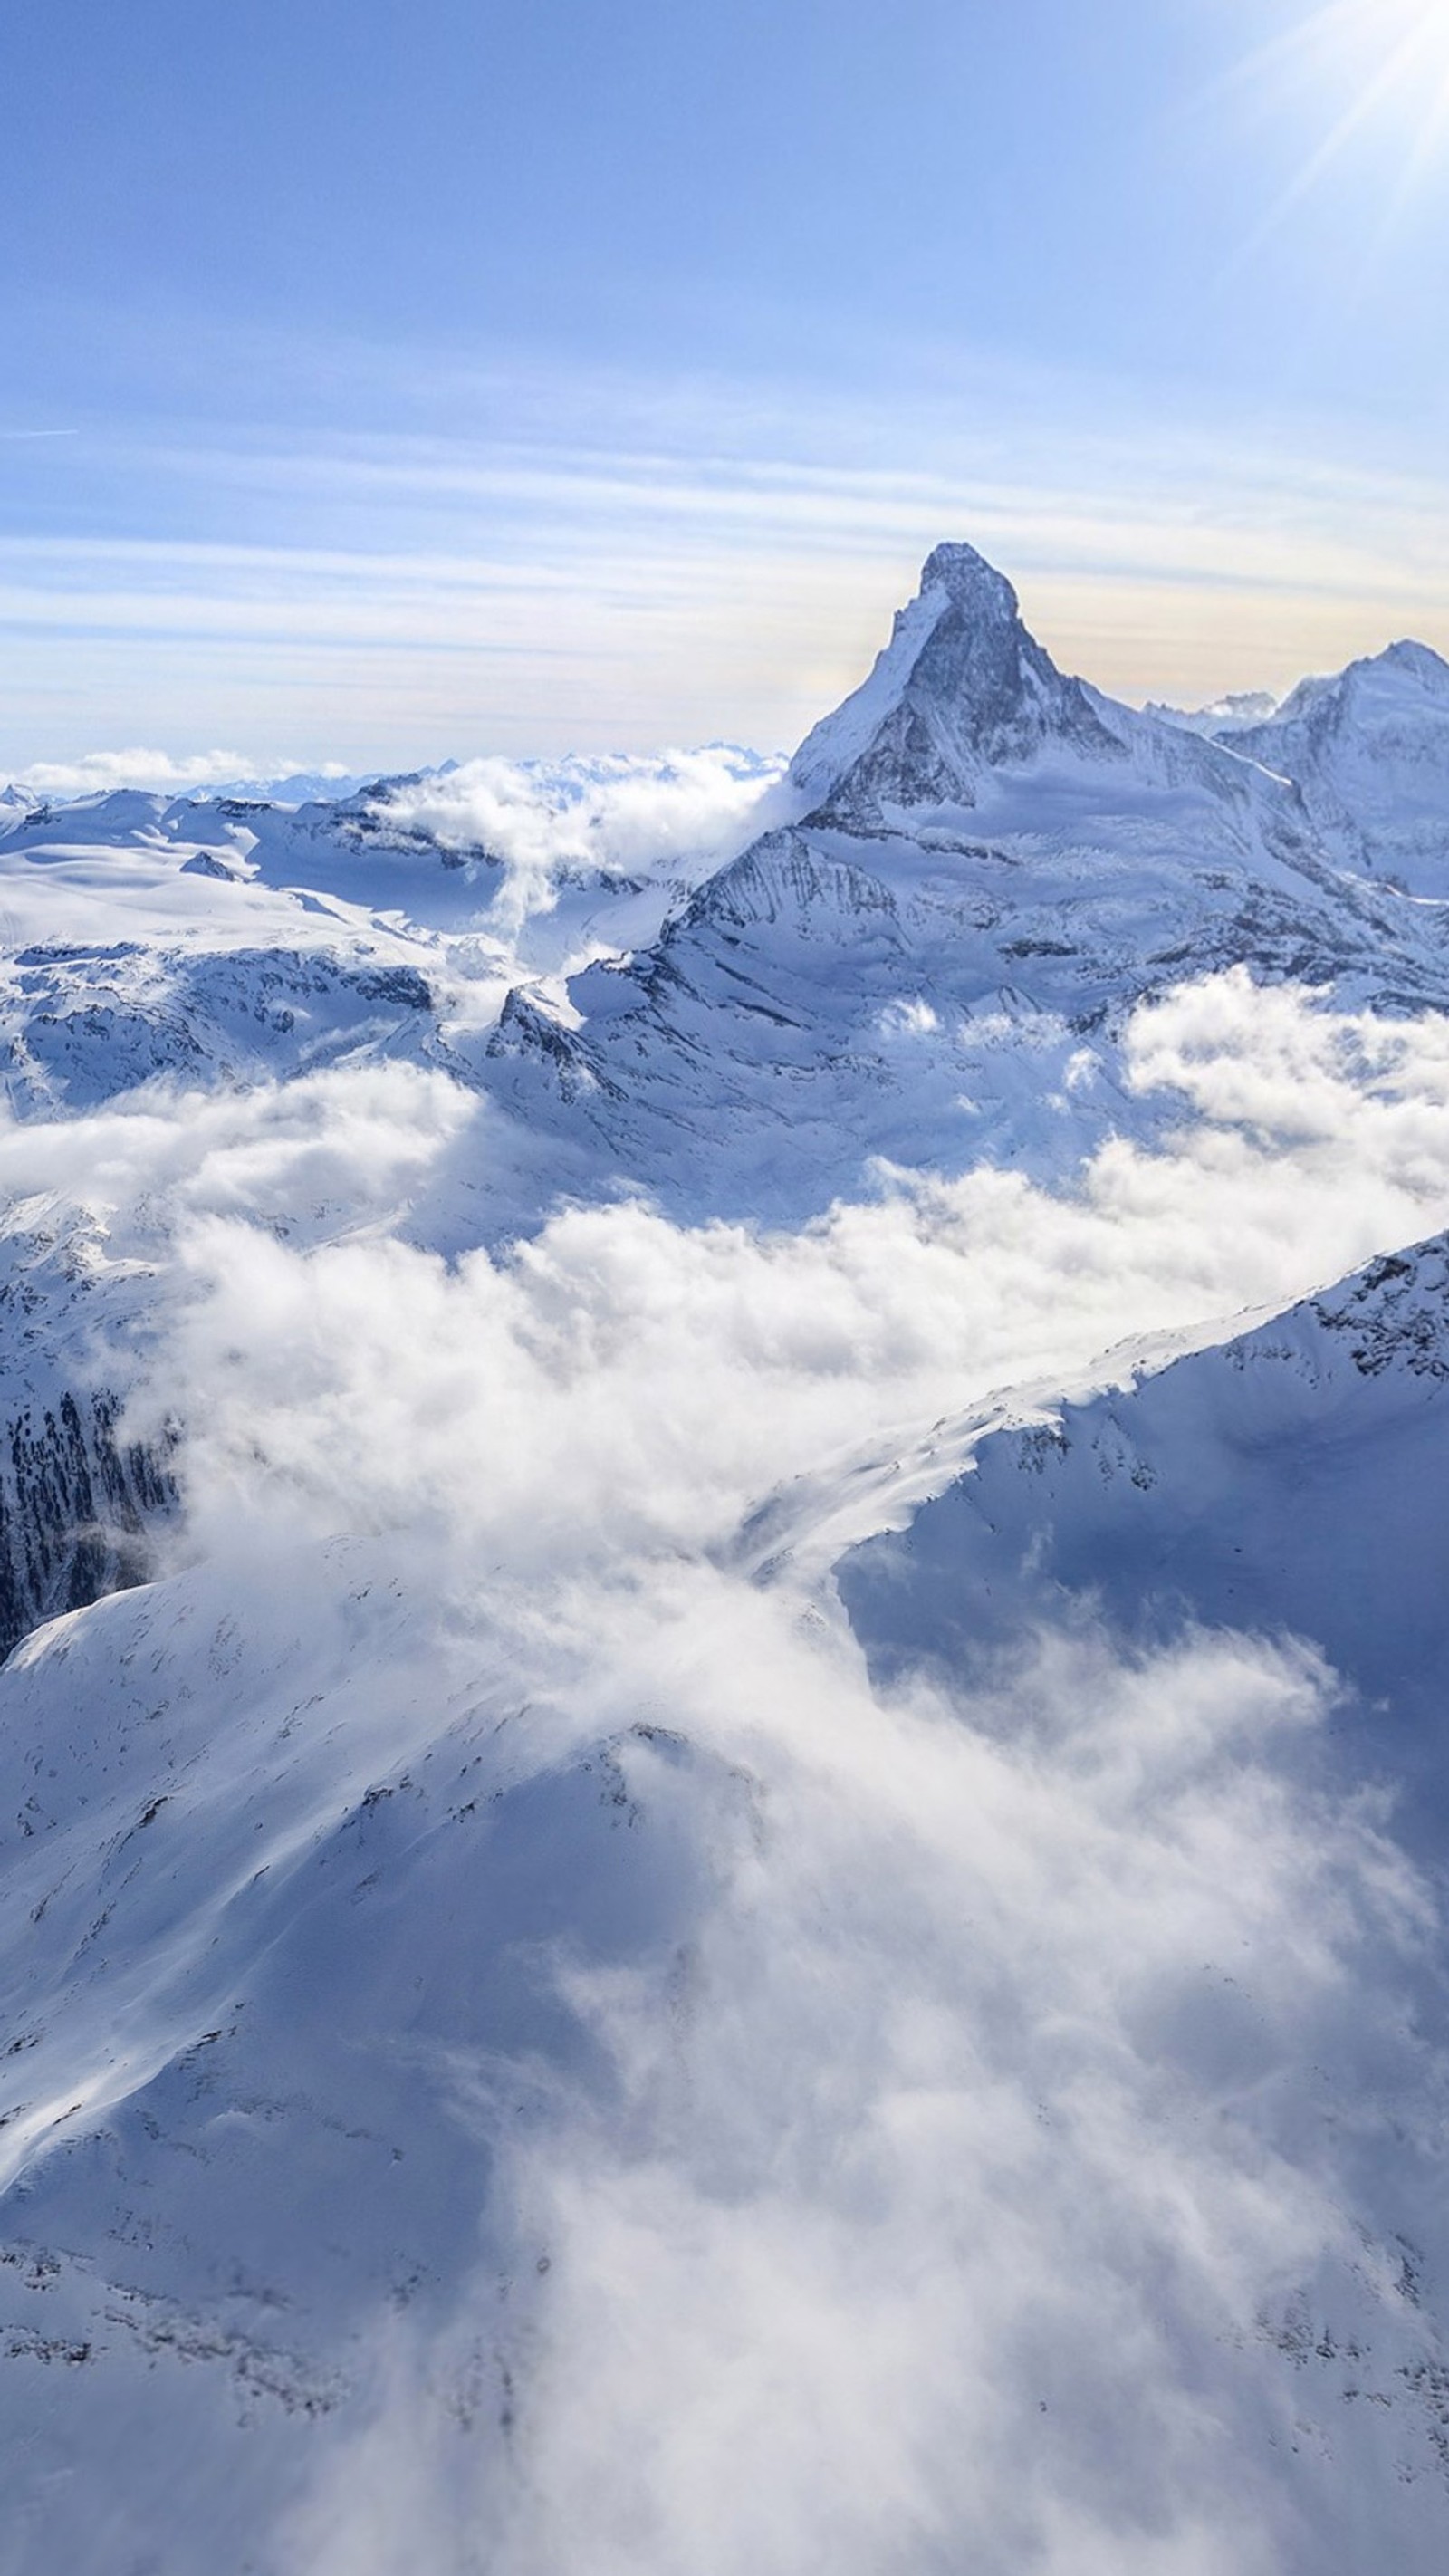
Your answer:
3,0 -> 1448,772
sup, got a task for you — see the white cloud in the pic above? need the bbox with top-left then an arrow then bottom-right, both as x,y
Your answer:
0,1061 -> 472,1262
270,1604 -> 1435,2576
878,996 -> 941,1038
7,745 -> 256,796
373,746 -> 792,933
120,973 -> 1449,1590
13,967 -> 1449,2568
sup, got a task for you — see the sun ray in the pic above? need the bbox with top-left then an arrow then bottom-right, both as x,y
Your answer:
1207,0 -> 1449,278
1222,1 -> 1449,141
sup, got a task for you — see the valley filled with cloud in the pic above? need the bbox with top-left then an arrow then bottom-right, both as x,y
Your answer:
3,540 -> 1449,2568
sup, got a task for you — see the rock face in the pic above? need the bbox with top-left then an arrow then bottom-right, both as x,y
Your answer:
0,1393 -> 175,1662
788,541 -> 1125,820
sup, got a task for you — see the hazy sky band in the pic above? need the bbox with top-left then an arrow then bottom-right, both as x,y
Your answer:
4,0 -> 1447,767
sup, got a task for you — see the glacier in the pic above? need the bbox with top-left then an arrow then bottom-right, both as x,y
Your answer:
3,544 -> 1449,2571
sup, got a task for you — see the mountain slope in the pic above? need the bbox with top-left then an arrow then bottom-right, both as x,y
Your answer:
5,1231 -> 1449,2571
1226,640 -> 1449,892
839,1227 -> 1449,1850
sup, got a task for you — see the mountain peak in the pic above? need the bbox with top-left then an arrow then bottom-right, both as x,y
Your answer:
917,541 -> 1021,619
1256,637 -> 1449,736
1223,630 -> 1449,889
789,541 -> 1120,821
1377,638 -> 1449,687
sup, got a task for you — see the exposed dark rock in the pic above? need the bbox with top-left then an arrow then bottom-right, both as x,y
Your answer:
0,1392 -> 177,1663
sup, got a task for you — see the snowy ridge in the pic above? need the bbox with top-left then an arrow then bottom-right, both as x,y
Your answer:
1146,687 -> 1281,737
840,1226 -> 1449,1831
1226,639 -> 1449,890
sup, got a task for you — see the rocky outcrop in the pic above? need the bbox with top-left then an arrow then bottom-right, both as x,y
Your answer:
0,1390 -> 176,1661
789,542 -> 1124,825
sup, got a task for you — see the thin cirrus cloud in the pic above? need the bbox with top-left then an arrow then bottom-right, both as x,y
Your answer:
5,348 -> 1449,773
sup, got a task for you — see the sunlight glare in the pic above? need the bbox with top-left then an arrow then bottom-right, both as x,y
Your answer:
1276,0 -> 1449,157
1227,0 -> 1449,241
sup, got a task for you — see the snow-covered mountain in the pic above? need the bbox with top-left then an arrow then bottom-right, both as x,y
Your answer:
5,544 -> 1449,2572
1224,639 -> 1449,891
840,1226 -> 1449,1850
1146,687 -> 1281,737
481,543 -> 1449,1218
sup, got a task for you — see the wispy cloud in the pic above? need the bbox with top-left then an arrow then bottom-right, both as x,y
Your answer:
4,347 -> 1448,768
